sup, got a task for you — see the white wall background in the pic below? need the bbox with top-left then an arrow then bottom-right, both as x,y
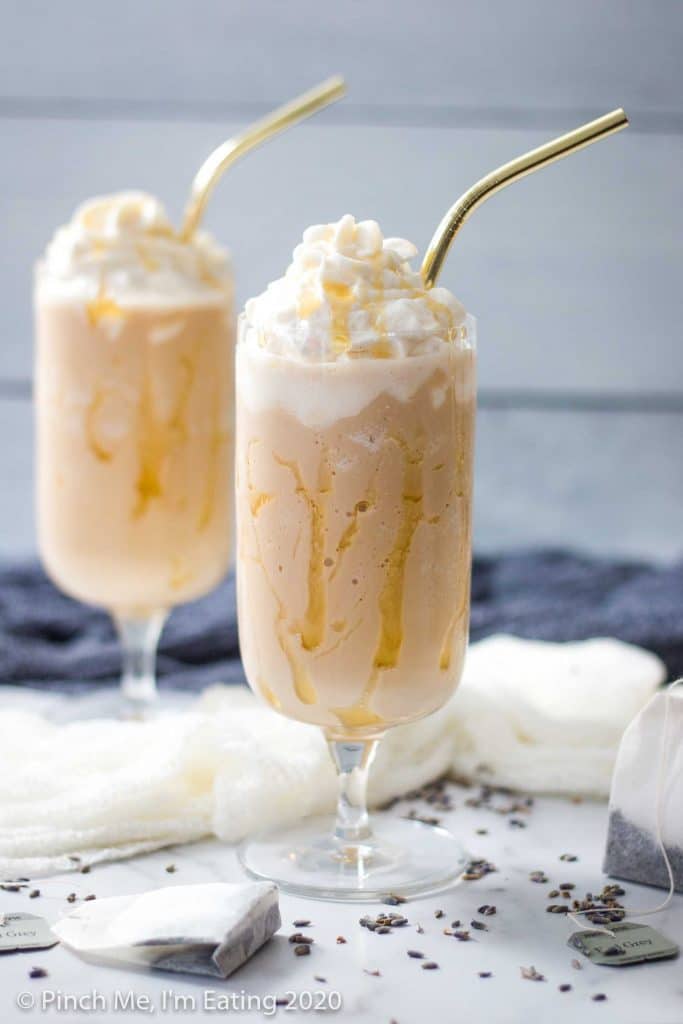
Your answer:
1,1 -> 681,558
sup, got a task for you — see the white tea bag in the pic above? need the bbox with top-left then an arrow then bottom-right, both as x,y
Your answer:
604,687 -> 683,892
53,882 -> 280,977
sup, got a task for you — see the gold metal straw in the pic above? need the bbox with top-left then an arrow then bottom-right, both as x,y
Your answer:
421,108 -> 629,288
181,75 -> 346,240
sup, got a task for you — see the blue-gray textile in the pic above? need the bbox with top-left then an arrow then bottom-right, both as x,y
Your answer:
0,550 -> 681,693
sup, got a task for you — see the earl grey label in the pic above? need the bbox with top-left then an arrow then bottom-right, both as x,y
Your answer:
569,922 -> 679,966
0,913 -> 59,952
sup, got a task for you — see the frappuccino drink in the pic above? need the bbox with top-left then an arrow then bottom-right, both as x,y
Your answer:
236,215 -> 475,740
36,193 -> 234,616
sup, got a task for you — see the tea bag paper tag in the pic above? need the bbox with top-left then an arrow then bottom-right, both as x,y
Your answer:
0,913 -> 59,952
569,922 -> 679,966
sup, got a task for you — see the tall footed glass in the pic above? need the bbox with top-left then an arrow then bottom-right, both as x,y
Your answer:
34,194 -> 234,718
235,310 -> 476,899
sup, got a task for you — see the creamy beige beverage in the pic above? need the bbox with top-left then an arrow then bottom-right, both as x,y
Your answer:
236,215 -> 475,740
36,193 -> 234,615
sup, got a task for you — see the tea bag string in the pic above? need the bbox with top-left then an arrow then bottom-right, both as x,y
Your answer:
568,677 -> 683,936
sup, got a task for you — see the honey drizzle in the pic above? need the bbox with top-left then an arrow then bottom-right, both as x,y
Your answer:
372,440 -> 424,670
133,354 -> 166,518
133,342 -> 203,520
438,591 -> 468,671
86,283 -> 125,327
258,680 -> 282,710
329,495 -> 374,582
197,377 -> 228,531
84,389 -> 114,462
246,442 -> 318,706
322,281 -> 353,353
334,439 -> 424,731
274,452 -> 330,651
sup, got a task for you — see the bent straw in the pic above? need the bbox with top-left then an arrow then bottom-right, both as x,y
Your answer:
181,75 -> 346,240
421,108 -> 629,288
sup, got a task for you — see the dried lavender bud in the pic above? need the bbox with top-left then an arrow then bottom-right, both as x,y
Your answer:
559,853 -> 578,862
294,945 -> 310,957
471,920 -> 487,931
293,919 -> 311,928
422,961 -> 439,970
66,893 -> 77,903
520,966 -> 545,981
529,871 -> 548,884
288,933 -> 313,945
462,858 -> 497,881
407,950 -> 425,959
165,864 -> 177,873
80,865 -> 91,874
434,909 -> 445,919
477,905 -> 496,916
559,984 -> 572,992
479,971 -> 492,978
454,930 -> 471,941
592,994 -> 607,1002
29,890 -> 41,899
571,959 -> 582,970
29,967 -> 48,979
382,893 -> 406,906
84,894 -> 96,902
336,936 -> 347,944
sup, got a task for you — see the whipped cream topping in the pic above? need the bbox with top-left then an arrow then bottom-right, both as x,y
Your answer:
37,192 -> 232,306
243,214 -> 467,361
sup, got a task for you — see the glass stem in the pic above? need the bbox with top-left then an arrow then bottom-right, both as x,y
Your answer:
328,739 -> 379,844
114,611 -> 167,710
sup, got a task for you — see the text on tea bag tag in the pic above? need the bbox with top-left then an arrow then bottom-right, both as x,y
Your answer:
569,922 -> 679,966
0,912 -> 59,952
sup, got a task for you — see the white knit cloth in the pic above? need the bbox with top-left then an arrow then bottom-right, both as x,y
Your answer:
0,636 -> 665,878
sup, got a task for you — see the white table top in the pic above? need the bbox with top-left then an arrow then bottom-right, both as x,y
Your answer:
1,785 -> 681,1024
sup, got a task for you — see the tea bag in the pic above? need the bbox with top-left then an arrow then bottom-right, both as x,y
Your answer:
604,683 -> 683,892
53,882 -> 280,977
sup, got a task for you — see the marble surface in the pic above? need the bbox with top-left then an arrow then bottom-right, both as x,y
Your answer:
2,785 -> 682,1023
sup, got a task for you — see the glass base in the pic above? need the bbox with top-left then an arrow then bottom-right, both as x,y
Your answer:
238,815 -> 469,901
47,686 -> 194,724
